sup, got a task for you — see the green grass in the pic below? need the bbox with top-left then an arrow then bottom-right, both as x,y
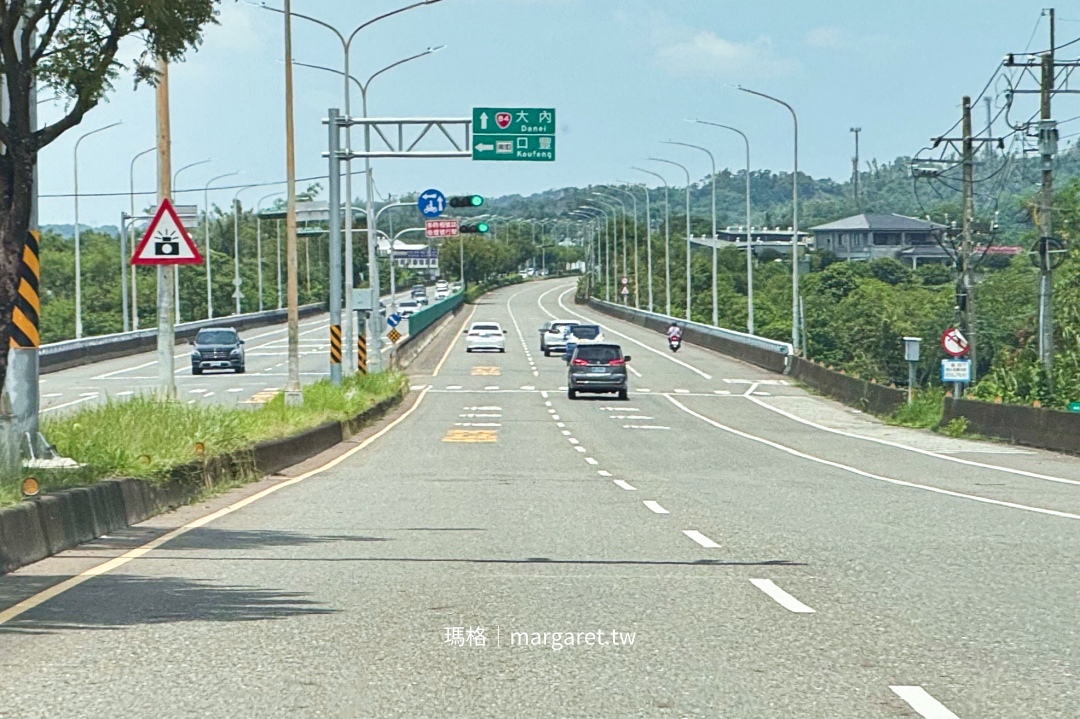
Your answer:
0,371 -> 406,508
886,389 -> 945,429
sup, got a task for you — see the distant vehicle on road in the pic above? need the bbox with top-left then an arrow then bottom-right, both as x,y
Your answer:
465,321 -> 506,353
434,287 -> 449,301
567,343 -> 630,400
410,284 -> 429,305
450,281 -> 462,293
562,324 -> 604,362
538,320 -> 578,356
190,327 -> 245,375
435,279 -> 449,292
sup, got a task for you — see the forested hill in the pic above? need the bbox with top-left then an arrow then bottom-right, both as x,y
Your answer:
480,142 -> 1080,244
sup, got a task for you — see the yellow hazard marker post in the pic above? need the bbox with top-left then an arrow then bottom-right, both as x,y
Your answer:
387,327 -> 402,344
10,231 -> 40,349
330,324 -> 342,365
357,335 -> 368,375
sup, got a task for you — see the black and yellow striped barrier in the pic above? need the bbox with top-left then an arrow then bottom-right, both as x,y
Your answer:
357,334 -> 367,374
329,324 -> 342,364
10,231 -> 40,349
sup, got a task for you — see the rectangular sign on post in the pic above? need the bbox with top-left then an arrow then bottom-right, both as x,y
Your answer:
426,219 -> 459,237
940,359 -> 972,383
472,107 -> 555,161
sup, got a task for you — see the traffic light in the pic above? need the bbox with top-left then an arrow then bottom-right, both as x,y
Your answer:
449,195 -> 484,208
459,222 -> 490,234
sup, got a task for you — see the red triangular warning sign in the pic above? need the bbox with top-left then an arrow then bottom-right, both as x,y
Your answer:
131,198 -> 203,266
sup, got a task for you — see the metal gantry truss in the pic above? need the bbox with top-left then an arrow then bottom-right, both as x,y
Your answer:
335,116 -> 473,159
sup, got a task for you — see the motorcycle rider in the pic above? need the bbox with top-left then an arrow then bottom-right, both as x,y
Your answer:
666,322 -> 682,342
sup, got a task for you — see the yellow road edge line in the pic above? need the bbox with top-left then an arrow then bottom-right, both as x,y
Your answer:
0,386 -> 433,627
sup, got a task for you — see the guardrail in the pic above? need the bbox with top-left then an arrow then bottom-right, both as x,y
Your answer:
584,298 -> 793,374
40,304 -> 325,374
404,290 -> 464,336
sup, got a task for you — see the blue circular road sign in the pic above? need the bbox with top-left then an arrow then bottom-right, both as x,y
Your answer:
387,313 -> 403,328
418,189 -> 446,218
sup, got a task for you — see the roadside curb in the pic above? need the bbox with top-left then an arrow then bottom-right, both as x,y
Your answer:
0,390 -> 405,575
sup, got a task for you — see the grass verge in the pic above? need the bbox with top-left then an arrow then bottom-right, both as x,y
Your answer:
886,389 -> 945,429
0,371 -> 406,509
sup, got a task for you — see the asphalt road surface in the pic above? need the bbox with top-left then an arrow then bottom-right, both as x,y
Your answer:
1,278 -> 1077,718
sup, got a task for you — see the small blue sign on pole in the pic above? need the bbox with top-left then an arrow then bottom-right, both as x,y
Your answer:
940,358 -> 972,383
418,189 -> 446,218
387,313 -> 403,328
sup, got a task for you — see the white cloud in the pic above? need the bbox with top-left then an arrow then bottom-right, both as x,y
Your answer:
654,31 -> 795,79
805,27 -> 843,49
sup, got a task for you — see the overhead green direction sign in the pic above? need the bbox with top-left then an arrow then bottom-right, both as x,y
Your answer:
472,107 -> 555,161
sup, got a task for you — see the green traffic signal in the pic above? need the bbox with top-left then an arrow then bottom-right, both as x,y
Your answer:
460,222 -> 490,234
477,222 -> 489,233
449,195 -> 484,208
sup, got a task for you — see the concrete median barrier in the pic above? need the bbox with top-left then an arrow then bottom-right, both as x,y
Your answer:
942,397 -> 1080,455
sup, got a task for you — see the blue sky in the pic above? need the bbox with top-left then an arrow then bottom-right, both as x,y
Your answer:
37,0 -> 1073,226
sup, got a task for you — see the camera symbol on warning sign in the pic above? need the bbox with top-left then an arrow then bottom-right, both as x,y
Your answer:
131,198 -> 203,266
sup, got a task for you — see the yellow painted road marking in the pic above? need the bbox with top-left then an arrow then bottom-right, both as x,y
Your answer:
240,389 -> 280,405
0,387 -> 433,627
442,429 -> 498,443
471,366 -> 500,376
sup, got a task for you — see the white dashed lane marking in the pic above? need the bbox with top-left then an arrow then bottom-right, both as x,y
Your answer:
613,480 -> 636,491
749,579 -> 815,614
889,686 -> 960,719
682,530 -> 720,548
643,500 -> 669,515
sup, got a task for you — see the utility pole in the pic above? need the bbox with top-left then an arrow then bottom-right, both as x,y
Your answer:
850,127 -> 861,208
1037,11 -> 1056,390
283,0 -> 302,406
156,58 -> 176,400
960,95 -> 978,381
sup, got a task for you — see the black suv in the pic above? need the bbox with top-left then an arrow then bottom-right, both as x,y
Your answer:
567,343 -> 630,400
190,327 -> 246,375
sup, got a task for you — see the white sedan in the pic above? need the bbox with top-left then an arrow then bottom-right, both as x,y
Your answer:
465,322 -> 507,352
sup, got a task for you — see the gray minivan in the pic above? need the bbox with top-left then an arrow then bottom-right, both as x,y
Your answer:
567,343 -> 630,400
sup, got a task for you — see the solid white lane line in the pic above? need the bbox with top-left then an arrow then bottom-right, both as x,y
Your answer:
745,394 -> 1080,488
682,530 -> 720,548
643,500 -> 669,514
0,386 -> 434,628
40,395 -> 98,413
742,382 -> 760,397
433,303 -> 478,377
613,480 -> 637,490
627,364 -> 642,378
598,470 -> 612,477
554,288 -> 712,379
749,579 -> 815,613
667,394 -> 1080,521
889,686 -> 960,719
585,457 -> 598,465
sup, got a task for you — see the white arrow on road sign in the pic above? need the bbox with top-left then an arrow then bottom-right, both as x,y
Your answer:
479,112 -> 488,130
131,198 -> 202,266
475,143 -> 495,152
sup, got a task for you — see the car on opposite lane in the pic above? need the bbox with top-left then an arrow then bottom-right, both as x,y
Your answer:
538,320 -> 578,356
397,299 -> 421,317
465,322 -> 507,353
567,343 -> 630,400
190,327 -> 246,375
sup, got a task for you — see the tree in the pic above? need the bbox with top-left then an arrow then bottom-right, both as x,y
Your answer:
0,0 -> 218,395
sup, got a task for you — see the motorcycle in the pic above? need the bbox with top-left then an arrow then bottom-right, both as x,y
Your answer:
668,334 -> 682,352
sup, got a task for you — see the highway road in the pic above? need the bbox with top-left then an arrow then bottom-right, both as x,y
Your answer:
1,277 -> 1077,718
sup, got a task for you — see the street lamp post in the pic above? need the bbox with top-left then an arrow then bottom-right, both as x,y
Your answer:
594,192 -> 628,291
583,200 -> 618,302
634,167 -> 672,316
664,141 -> 717,325
256,192 -> 281,312
202,172 -> 240,319
619,181 -> 651,311
172,159 -> 211,323
738,86 -> 800,349
259,0 -> 444,376
128,146 -> 155,331
604,185 -> 640,308
693,120 -> 755,334
649,157 -> 691,321
73,121 -> 121,338
233,185 -> 257,315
